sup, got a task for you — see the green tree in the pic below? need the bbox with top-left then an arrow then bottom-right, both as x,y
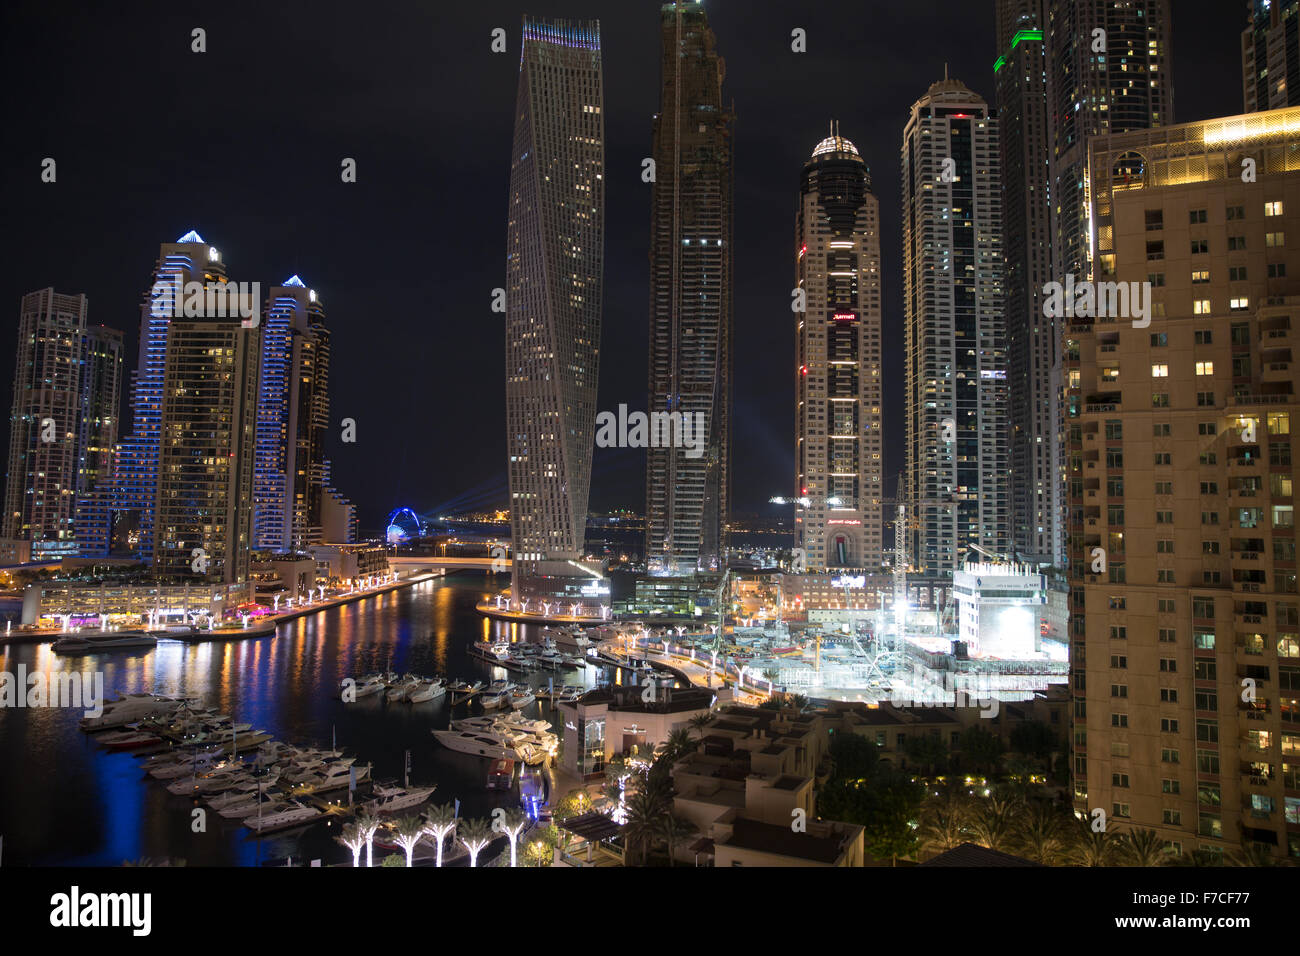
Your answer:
903,733 -> 949,777
956,725 -> 1004,776
658,814 -> 698,867
917,785 -> 973,857
968,793 -> 1021,852
819,769 -> 923,865
1014,801 -> 1068,865
1009,720 -> 1058,762
828,732 -> 880,781
1066,815 -> 1121,867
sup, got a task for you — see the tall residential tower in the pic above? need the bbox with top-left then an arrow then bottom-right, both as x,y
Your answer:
504,17 -> 605,604
902,77 -> 1009,576
995,1 -> 1057,565
645,0 -> 734,576
794,126 -> 884,570
1242,0 -> 1300,112
3,289 -> 121,558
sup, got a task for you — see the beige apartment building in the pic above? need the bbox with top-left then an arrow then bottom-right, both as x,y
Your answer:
1069,107 -> 1300,860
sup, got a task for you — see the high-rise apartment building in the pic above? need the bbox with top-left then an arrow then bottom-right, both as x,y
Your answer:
3,288 -> 122,558
152,274 -> 260,586
1047,0 -> 1173,570
794,126 -> 884,570
1243,0 -> 1300,112
996,1 -> 1058,565
645,0 -> 734,577
253,276 -> 350,552
1069,107 -> 1300,860
902,77 -> 1009,576
504,17 -> 605,603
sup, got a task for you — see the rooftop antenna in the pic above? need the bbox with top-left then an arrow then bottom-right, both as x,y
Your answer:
944,62 -> 949,81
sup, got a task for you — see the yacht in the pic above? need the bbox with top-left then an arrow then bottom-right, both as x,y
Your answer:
218,790 -> 289,820
288,762 -> 368,796
348,676 -> 386,700
447,679 -> 483,694
52,631 -> 158,655
469,642 -> 512,663
386,676 -> 420,702
408,679 -> 446,703
99,731 -> 161,751
432,729 -> 526,761
244,801 -> 322,834
509,688 -> 536,709
80,694 -> 193,732
480,690 -> 508,710
365,783 -> 437,814
486,758 -> 515,790
148,753 -> 234,780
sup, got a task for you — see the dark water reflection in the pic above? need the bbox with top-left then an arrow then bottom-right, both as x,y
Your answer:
0,575 -> 593,866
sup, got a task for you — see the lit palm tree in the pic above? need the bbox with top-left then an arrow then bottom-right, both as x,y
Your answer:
917,787 -> 972,856
789,694 -> 809,712
458,818 -> 493,867
658,814 -> 697,867
355,809 -> 381,868
968,794 -> 1020,852
1014,802 -> 1067,865
622,787 -> 664,865
1119,827 -> 1167,867
424,803 -> 458,868
335,822 -> 366,868
1066,816 -> 1121,867
392,815 -> 426,868
495,808 -> 529,867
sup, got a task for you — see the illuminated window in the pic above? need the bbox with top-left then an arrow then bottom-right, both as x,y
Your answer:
1193,299 -> 1211,314
1196,361 -> 1214,376
1266,201 -> 1284,217
1151,363 -> 1168,377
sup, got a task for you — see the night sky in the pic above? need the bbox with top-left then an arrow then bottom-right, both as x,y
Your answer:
0,1 -> 1243,533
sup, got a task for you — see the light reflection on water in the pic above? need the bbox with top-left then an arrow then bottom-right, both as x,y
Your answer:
0,576 -> 591,866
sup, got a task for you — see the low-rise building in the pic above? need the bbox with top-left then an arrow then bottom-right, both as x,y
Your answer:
557,684 -> 715,778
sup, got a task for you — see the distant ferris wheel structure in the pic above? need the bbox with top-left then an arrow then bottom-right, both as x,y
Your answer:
385,507 -> 423,546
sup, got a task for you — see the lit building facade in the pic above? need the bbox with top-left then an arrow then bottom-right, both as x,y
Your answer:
253,276 -> 350,552
995,1 -> 1059,565
1069,107 -> 1300,860
645,0 -> 734,576
504,17 -> 605,602
902,77 -> 1010,576
1242,0 -> 1300,113
151,265 -> 260,585
3,288 -> 122,558
794,127 -> 884,571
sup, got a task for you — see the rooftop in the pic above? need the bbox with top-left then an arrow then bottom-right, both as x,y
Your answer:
719,817 -> 856,864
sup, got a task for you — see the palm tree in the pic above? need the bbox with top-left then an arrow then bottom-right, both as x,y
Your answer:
663,727 -> 696,763
392,815 -> 426,867
1120,827 -> 1167,867
918,787 -> 972,856
355,809 -> 381,868
424,803 -> 458,867
789,694 -> 809,712
458,818 -> 494,867
494,808 -> 529,867
687,713 -> 713,736
335,822 -> 366,868
622,788 -> 663,865
1015,802 -> 1067,865
1066,816 -> 1121,866
658,814 -> 697,867
968,794 -> 1020,852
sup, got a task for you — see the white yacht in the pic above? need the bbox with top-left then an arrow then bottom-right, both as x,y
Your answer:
80,694 -> 192,732
288,762 -> 368,795
386,676 -> 420,702
432,729 -> 526,761
366,783 -> 437,814
218,790 -> 288,820
469,642 -> 512,663
408,679 -> 446,703
509,688 -> 536,709
244,801 -> 321,833
348,676 -> 386,700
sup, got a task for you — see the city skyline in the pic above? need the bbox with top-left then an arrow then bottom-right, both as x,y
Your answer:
0,3 -> 1245,531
